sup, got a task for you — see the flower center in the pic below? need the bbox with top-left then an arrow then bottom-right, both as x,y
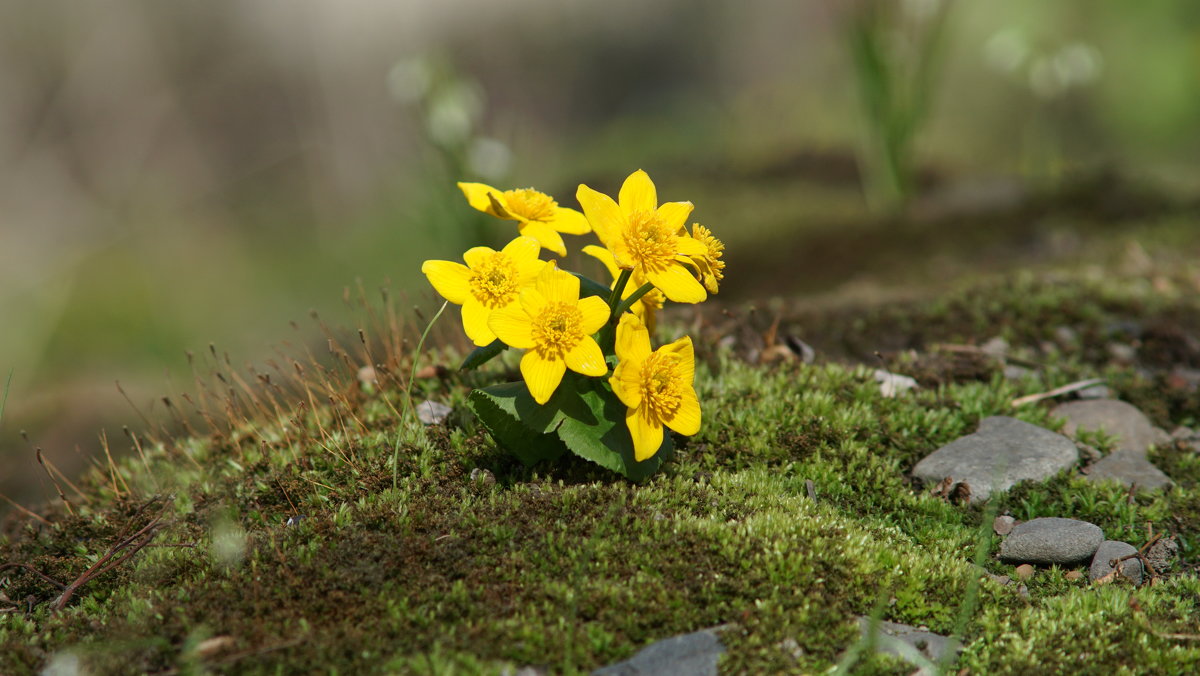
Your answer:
622,211 -> 676,272
693,224 -> 725,281
639,352 -> 683,418
469,253 -> 520,308
531,302 -> 583,357
503,188 -> 557,222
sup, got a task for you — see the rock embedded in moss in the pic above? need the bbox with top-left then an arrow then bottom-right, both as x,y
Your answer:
592,627 -> 727,676
999,517 -> 1104,565
854,617 -> 961,666
1089,540 -> 1142,585
912,416 -> 1078,503
1051,399 -> 1167,454
1083,451 -> 1172,492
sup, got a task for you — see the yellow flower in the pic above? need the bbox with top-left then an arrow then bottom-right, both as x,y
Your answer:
581,244 -> 664,335
610,314 -> 701,461
576,169 -> 710,304
458,182 -> 591,256
488,263 -> 610,404
421,236 -> 545,347
687,223 -> 725,294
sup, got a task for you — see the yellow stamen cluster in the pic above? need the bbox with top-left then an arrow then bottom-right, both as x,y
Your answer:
622,211 -> 677,272
470,253 -> 521,307
638,352 -> 684,419
689,224 -> 725,294
503,188 -> 557,222
531,302 -> 583,358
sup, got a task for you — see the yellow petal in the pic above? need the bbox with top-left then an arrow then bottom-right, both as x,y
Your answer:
610,360 -> 642,409
462,246 -> 498,269
518,221 -> 567,256
615,313 -> 652,363
634,303 -> 656,336
488,305 -> 534,349
500,235 -> 542,263
461,300 -> 497,346
619,169 -> 657,215
674,236 -> 708,257
582,244 -> 620,280
536,263 -> 579,305
627,407 -> 664,462
576,184 -> 623,246
547,206 -> 591,235
565,337 -> 607,376
421,260 -> 472,305
661,336 -> 695,386
646,264 -> 707,304
656,201 -> 694,230
577,296 -> 611,335
521,350 -> 567,405
665,389 -> 701,436
458,182 -> 508,218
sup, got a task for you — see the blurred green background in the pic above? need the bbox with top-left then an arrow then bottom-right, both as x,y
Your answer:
3,0 -> 1199,506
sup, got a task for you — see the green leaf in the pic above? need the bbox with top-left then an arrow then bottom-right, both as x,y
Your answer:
460,339 -> 507,371
468,373 -> 672,480
554,374 -> 672,481
468,384 -> 566,466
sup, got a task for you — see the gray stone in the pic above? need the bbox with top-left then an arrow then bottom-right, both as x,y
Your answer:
999,517 -> 1103,565
592,628 -> 725,676
1052,400 -> 1165,454
856,617 -> 960,666
1089,540 -> 1143,585
415,400 -> 452,425
1084,452 -> 1173,492
912,417 -> 1078,503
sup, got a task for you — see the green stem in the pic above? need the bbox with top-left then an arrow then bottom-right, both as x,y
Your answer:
607,269 -> 632,314
613,282 -> 655,319
394,300 -> 448,490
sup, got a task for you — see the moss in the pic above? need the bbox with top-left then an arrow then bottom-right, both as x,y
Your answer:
3,265 -> 1200,674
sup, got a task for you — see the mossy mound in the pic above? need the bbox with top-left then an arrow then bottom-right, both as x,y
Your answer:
3,264 -> 1200,674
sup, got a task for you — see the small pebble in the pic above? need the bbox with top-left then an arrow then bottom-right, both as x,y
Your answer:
416,400 -> 453,425
1065,570 -> 1083,581
874,369 -> 918,398
999,517 -> 1103,565
981,336 -> 1009,359
1146,537 -> 1178,574
285,515 -> 306,527
1107,342 -> 1137,363
469,468 -> 496,486
1015,564 -> 1035,580
993,515 -> 1016,536
1089,540 -> 1143,586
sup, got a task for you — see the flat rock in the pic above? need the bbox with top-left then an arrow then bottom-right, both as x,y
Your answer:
1089,540 -> 1143,585
592,628 -> 725,676
1051,400 -> 1166,455
999,517 -> 1103,565
415,400 -> 452,425
912,417 -> 1078,503
1084,451 -> 1173,492
856,617 -> 960,666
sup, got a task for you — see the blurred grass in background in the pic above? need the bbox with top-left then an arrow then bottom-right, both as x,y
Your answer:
2,0 -> 1200,505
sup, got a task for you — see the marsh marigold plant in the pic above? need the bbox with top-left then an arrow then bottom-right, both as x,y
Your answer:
423,169 -> 725,479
